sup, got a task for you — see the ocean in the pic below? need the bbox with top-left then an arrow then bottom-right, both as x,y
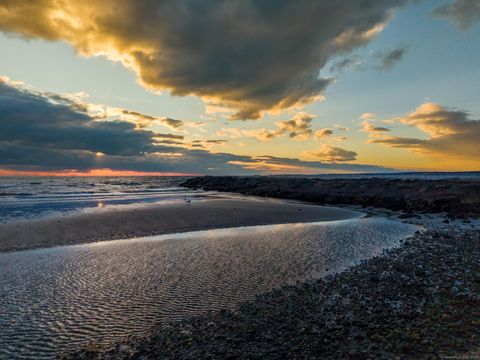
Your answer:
0,176 -> 194,222
1,172 -> 478,223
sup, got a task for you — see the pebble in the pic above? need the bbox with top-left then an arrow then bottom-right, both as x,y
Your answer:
61,228 -> 480,360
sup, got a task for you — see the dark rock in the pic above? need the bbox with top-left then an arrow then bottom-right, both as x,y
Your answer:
181,176 -> 480,218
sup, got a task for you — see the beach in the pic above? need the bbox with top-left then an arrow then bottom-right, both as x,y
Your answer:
0,175 -> 479,359
0,195 -> 361,253
68,227 -> 479,359
61,175 -> 480,359
1,217 -> 415,359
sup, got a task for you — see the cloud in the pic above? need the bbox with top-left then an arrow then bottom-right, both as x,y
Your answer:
359,114 -> 391,138
217,127 -> 284,142
217,112 -> 317,142
216,127 -> 284,142
119,110 -> 184,130
329,55 -> 365,73
154,133 -> 185,140
0,76 -> 250,174
188,139 -> 228,149
0,76 -> 394,175
432,0 -> 480,30
329,45 -> 408,74
369,103 -> 480,160
308,145 -> 357,162
219,113 -> 348,142
360,120 -> 390,135
275,112 -> 315,141
0,79 -> 159,157
227,160 -> 308,173
314,128 -> 334,138
0,0 -> 411,119
360,112 -> 377,120
216,128 -> 244,139
374,46 -> 408,70
229,155 -> 391,174
154,136 -> 228,150
243,128 -> 283,142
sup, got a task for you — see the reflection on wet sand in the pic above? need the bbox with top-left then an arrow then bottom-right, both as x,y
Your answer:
0,217 -> 416,359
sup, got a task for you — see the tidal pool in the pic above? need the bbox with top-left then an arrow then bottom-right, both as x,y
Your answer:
0,217 -> 416,359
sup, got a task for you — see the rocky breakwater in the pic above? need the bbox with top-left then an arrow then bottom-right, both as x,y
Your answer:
182,176 -> 480,217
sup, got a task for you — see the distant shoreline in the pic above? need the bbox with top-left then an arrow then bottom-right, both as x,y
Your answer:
182,176 -> 480,217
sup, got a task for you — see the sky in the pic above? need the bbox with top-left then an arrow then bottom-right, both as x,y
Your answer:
0,0 -> 479,175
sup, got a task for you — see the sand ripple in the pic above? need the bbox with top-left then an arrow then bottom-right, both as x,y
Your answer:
0,218 -> 416,359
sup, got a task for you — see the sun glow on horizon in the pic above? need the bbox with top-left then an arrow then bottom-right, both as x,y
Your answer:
0,168 -> 199,177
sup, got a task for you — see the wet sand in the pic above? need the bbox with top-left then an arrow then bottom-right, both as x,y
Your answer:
0,217 -> 415,359
0,196 -> 362,252
77,227 -> 479,360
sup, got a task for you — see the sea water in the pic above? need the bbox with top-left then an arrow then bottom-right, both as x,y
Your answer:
0,217 -> 416,359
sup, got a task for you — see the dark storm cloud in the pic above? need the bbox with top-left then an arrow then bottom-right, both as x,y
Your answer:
0,78 -> 395,174
432,0 -> 480,30
0,81 -> 158,156
0,79 -> 251,173
0,0 -> 412,119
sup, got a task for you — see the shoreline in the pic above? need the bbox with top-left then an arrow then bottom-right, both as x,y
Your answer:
2,178 -> 478,359
63,221 -> 480,360
3,216 -> 415,359
182,176 -> 480,217
56,176 -> 480,359
0,196 -> 362,253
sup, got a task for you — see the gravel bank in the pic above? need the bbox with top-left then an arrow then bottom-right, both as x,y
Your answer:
182,176 -> 480,217
62,228 -> 480,359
